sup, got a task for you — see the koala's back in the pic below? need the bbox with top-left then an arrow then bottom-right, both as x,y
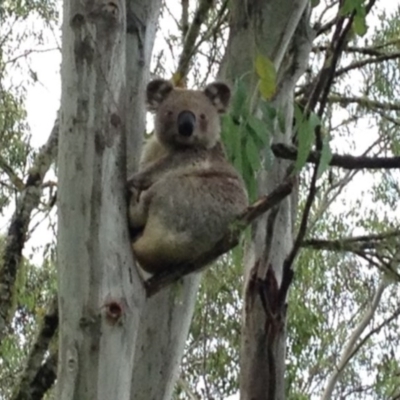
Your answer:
133,146 -> 248,273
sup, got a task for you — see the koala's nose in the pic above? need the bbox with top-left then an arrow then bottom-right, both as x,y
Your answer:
178,111 -> 196,137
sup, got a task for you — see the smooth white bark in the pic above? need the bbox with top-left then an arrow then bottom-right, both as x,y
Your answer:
131,275 -> 201,400
57,0 -> 145,399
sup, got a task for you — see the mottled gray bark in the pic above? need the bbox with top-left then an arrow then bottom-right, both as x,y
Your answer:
57,0 -> 145,398
221,1 -> 312,399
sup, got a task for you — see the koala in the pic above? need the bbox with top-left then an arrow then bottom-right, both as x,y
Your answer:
128,79 -> 248,274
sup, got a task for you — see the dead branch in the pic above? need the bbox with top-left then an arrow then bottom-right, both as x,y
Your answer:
271,143 -> 400,170
0,117 -> 59,344
145,177 -> 295,296
12,295 -> 58,400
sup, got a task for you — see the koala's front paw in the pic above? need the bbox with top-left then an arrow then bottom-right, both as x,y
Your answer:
128,173 -> 152,191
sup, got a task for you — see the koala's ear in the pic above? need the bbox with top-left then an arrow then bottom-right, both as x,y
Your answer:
146,79 -> 174,111
204,82 -> 231,113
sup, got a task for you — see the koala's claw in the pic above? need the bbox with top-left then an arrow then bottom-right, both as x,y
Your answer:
128,174 -> 152,191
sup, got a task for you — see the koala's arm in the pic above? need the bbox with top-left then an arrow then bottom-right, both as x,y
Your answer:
128,153 -> 186,191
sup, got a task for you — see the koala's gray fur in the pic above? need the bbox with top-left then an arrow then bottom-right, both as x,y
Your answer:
128,79 -> 248,274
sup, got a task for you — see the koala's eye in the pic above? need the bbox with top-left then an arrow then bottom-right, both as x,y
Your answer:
200,113 -> 206,120
166,110 -> 173,117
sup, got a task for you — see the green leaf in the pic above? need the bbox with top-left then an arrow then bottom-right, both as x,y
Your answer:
247,115 -> 268,145
259,78 -> 276,100
233,123 -> 244,173
294,107 -> 320,173
340,0 -> 361,15
221,115 -> 237,161
264,144 -> 274,171
317,134 -> 333,178
260,101 -> 277,139
277,110 -> 286,134
245,134 -> 261,173
242,156 -> 257,202
261,101 -> 277,122
255,54 -> 277,100
231,78 -> 248,120
255,54 -> 274,80
339,0 -> 367,36
353,13 -> 367,36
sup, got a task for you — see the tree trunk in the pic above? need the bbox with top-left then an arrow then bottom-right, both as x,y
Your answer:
123,1 -> 204,399
57,0 -> 145,398
131,275 -> 201,400
221,1 -> 312,399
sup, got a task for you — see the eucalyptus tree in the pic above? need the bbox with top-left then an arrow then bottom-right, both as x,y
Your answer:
2,0 -> 400,400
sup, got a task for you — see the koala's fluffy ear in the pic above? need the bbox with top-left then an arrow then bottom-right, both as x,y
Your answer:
146,79 -> 174,111
204,82 -> 231,113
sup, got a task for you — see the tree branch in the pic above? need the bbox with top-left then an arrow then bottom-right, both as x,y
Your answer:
314,43 -> 399,57
321,277 -> 389,400
335,52 -> 400,77
175,0 -> 213,84
0,117 -> 59,344
271,143 -> 400,170
181,0 -> 189,40
0,155 -> 24,191
303,230 -> 400,252
12,351 -> 58,400
281,2 -> 379,302
328,95 -> 400,111
145,178 -> 295,296
12,295 -> 58,400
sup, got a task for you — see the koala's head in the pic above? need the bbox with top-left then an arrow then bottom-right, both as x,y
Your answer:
146,79 -> 231,149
